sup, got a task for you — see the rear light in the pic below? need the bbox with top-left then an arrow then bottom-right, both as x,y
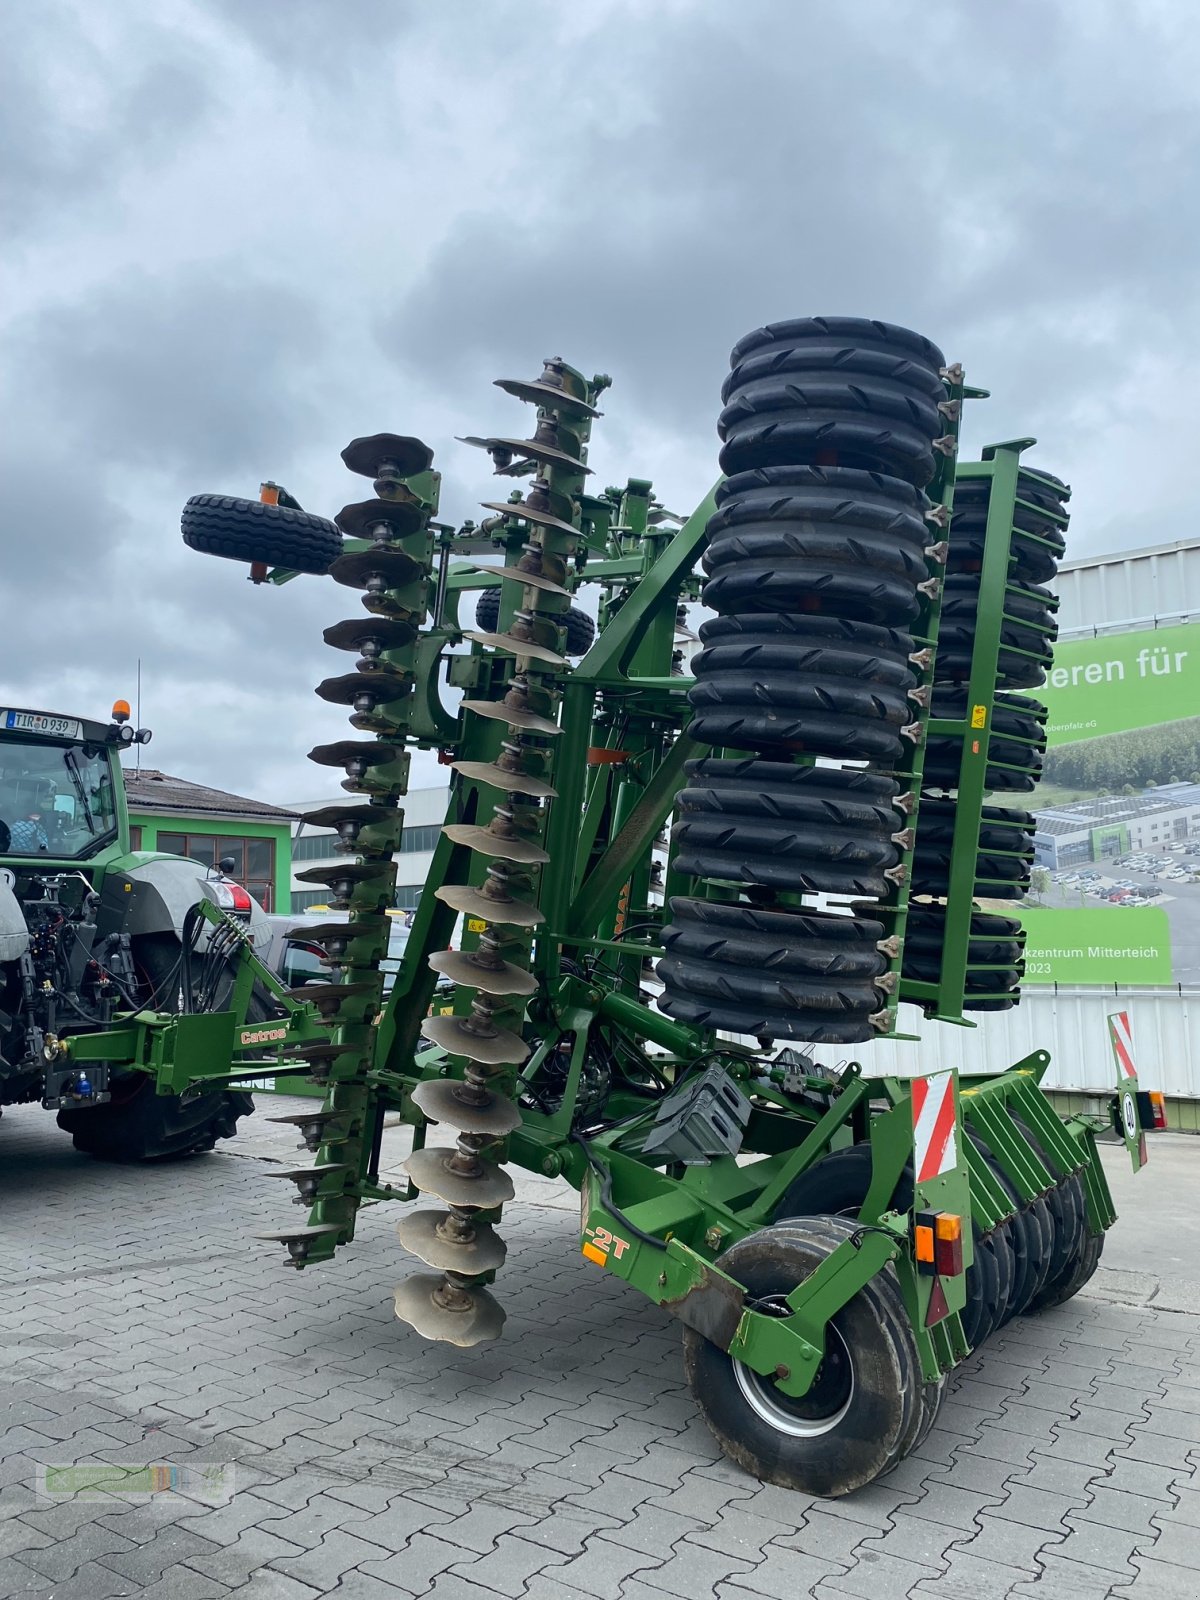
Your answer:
210,881 -> 253,915
1137,1090 -> 1168,1130
913,1211 -> 964,1277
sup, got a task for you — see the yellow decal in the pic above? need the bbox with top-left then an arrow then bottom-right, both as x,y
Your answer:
970,704 -> 987,729
467,918 -> 486,933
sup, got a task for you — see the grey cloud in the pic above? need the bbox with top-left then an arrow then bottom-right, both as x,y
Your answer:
2,0 -> 1197,805
0,2 -> 214,237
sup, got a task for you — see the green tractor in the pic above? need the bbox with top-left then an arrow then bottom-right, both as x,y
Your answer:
59,318 -> 1160,1496
0,703 -> 262,1157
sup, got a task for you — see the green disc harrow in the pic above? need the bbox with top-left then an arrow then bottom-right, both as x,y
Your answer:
63,317 -> 1155,1496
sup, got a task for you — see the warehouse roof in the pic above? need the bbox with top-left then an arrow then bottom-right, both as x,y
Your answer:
125,769 -> 297,825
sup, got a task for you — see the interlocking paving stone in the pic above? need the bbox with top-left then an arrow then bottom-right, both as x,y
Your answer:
3,1102 -> 1200,1600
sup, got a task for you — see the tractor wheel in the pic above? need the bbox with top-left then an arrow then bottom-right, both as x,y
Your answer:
683,1217 -> 923,1495
702,559 -> 920,626
473,589 -> 595,654
57,934 -> 259,1161
717,414 -> 939,488
181,494 -> 343,575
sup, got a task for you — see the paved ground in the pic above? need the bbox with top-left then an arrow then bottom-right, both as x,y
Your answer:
1,1100 -> 1198,1600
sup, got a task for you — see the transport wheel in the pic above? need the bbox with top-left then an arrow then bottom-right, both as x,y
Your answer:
473,589 -> 595,654
661,900 -> 888,982
773,1215 -> 942,1474
57,934 -> 259,1160
702,559 -> 920,626
683,1217 -> 922,1495
181,494 -> 343,574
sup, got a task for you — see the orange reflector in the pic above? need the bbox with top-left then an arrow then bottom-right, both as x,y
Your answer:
581,1242 -> 608,1268
259,482 -> 280,505
935,1214 -> 962,1242
914,1224 -> 935,1264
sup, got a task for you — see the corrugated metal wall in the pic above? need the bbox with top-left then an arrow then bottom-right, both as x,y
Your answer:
1057,539 -> 1200,638
808,990 -> 1198,1096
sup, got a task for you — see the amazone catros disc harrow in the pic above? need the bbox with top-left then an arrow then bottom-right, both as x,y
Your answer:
66,316 -> 1154,1497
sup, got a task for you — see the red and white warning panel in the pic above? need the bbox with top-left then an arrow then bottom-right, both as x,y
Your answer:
1109,1010 -> 1137,1079
912,1070 -> 957,1184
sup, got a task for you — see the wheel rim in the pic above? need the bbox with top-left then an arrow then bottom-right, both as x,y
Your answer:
732,1297 -> 855,1438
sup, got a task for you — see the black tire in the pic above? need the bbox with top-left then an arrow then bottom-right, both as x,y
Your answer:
682,1217 -> 921,1495
727,318 -> 946,385
771,1140 -> 911,1222
687,705 -> 909,764
772,1214 -> 939,1476
662,900 -> 888,981
704,521 -> 930,585
57,934 -> 257,1160
713,463 -> 930,523
960,1224 -> 999,1349
672,813 -> 900,870
1027,1207 -> 1101,1313
699,610 -> 917,668
656,952 -> 886,1018
688,671 -> 912,729
718,414 -> 939,488
976,1148 -> 1039,1323
702,558 -> 920,626
473,589 -> 595,655
917,801 -> 1036,847
670,832 -> 895,899
679,759 -> 904,832
692,623 -> 918,691
719,372 -> 943,441
182,494 -> 343,575
659,990 -> 879,1044
1010,1116 -> 1084,1307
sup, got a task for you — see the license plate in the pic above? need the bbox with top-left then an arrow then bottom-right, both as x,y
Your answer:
3,711 -> 81,739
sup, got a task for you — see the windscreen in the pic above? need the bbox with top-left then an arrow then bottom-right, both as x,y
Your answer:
0,739 -> 117,859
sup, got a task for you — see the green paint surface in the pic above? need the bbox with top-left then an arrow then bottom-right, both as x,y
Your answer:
1019,906 -> 1173,985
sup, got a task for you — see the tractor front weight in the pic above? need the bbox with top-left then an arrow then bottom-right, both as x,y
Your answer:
69,319 -> 1147,1496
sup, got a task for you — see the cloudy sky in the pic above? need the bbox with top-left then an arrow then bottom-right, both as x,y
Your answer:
3,0 -> 1196,807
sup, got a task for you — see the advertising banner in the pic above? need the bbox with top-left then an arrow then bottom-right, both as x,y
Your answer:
1018,621 -> 1200,987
